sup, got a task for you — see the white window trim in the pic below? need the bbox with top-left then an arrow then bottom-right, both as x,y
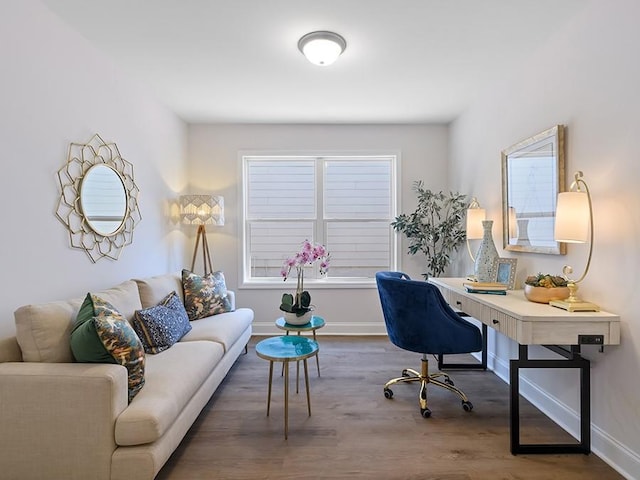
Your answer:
238,149 -> 400,289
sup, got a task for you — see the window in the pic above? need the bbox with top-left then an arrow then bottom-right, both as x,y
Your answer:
241,153 -> 397,286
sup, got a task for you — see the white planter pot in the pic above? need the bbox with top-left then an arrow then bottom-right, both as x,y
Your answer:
283,310 -> 312,326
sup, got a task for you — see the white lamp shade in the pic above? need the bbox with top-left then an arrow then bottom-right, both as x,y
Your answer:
180,195 -> 224,226
554,191 -> 589,243
508,207 -> 518,240
466,207 -> 486,239
298,31 -> 346,66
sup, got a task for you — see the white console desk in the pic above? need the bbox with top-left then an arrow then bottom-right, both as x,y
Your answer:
429,277 -> 620,455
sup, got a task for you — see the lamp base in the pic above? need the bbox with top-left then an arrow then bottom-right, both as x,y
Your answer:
549,298 -> 600,312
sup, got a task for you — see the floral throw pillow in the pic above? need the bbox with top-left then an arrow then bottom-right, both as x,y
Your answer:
70,293 -> 145,403
132,291 -> 192,354
182,269 -> 233,321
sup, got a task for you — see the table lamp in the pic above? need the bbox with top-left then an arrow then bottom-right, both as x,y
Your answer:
466,198 -> 486,261
550,171 -> 599,312
465,198 -> 486,281
179,194 -> 224,275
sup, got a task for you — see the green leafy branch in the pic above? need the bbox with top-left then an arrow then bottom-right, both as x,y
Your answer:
391,181 -> 468,278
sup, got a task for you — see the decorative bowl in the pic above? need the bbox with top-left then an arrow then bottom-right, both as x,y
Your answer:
524,284 -> 570,304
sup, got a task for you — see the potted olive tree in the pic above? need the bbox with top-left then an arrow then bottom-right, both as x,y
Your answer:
391,181 -> 468,279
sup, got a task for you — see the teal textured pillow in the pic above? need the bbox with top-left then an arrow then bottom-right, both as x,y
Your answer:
182,269 -> 233,321
132,291 -> 192,354
71,293 -> 145,402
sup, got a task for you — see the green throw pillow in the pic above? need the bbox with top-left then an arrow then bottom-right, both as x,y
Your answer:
70,293 -> 145,402
182,269 -> 233,321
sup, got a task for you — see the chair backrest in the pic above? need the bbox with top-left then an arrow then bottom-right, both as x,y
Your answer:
375,271 -> 482,355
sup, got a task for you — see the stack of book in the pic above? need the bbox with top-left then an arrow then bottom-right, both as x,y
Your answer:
463,281 -> 508,295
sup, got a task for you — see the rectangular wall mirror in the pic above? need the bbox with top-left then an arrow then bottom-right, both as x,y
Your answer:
501,125 -> 566,255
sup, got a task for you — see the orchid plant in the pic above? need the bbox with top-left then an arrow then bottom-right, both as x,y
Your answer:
279,240 -> 330,317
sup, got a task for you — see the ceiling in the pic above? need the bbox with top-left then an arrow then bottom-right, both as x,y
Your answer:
42,0 -> 586,124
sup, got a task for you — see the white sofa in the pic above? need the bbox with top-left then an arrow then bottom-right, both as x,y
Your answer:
0,273 -> 254,480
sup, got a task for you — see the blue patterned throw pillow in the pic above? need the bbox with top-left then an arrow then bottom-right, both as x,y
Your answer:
132,291 -> 192,354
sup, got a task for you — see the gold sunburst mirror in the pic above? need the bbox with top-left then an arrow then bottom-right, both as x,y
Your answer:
56,134 -> 141,262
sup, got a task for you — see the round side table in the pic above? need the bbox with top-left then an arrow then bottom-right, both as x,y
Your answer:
275,315 -> 325,377
255,336 -> 318,439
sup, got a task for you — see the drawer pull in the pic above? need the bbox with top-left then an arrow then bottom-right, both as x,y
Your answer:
492,319 -> 499,325
456,301 -> 462,307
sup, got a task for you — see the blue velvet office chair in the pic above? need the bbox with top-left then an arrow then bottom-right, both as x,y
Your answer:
375,271 -> 483,418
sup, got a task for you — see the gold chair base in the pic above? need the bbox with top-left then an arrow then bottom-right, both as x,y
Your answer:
383,354 -> 473,417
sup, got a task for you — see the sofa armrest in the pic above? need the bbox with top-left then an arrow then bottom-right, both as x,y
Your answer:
227,290 -> 236,311
0,362 -> 128,480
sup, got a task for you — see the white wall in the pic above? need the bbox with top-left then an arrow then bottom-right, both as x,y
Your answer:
450,0 -> 640,476
187,123 -> 448,334
0,0 -> 188,338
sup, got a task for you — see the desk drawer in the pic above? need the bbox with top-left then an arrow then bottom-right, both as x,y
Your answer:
449,292 -> 485,319
488,309 -> 517,339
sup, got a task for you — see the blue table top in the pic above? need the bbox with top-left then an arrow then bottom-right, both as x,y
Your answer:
275,315 -> 326,331
255,335 -> 319,362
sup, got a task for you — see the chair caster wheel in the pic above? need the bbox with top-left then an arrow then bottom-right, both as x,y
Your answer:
462,401 -> 473,412
421,408 -> 432,418
384,388 -> 393,399
444,377 -> 455,386
401,369 -> 410,377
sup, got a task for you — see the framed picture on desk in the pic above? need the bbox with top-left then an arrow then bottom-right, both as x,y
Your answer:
494,257 -> 518,289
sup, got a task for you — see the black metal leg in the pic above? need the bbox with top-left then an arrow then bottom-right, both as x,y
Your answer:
509,345 -> 524,454
510,344 -> 591,455
438,323 -> 488,370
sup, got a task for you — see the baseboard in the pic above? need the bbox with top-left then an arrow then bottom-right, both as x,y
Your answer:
487,351 -> 639,480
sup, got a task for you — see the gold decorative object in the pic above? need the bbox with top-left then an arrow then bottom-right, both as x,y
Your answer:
56,134 -> 141,263
524,285 -> 570,304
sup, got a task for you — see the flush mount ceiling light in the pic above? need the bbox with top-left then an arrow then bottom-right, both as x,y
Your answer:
298,31 -> 347,66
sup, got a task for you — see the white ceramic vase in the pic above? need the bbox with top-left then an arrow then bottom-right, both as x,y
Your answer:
474,220 -> 499,282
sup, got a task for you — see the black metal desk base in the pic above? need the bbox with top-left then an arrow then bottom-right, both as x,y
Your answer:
438,320 -> 488,370
510,344 -> 590,455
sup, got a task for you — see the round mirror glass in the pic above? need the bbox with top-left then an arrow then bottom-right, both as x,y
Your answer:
80,164 -> 128,236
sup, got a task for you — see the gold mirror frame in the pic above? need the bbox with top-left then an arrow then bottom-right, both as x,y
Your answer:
501,125 -> 566,255
56,134 -> 142,262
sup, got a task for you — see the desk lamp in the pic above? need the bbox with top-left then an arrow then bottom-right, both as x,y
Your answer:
550,171 -> 599,312
465,198 -> 486,280
180,194 -> 224,276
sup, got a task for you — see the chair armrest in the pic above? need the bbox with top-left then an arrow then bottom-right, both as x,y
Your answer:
0,362 -> 128,480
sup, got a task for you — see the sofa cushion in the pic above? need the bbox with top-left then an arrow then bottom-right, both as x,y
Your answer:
180,307 -> 254,352
114,340 -> 224,446
182,269 -> 233,321
134,273 -> 184,309
14,280 -> 142,363
132,291 -> 192,354
70,293 -> 146,402
14,300 -> 80,363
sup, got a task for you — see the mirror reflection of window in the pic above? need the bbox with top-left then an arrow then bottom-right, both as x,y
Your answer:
80,165 -> 127,236
506,140 -> 557,248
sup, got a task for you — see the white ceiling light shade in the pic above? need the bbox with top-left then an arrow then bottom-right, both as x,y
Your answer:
298,31 -> 346,66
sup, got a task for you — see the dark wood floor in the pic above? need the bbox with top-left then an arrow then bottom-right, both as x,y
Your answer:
156,336 -> 623,480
